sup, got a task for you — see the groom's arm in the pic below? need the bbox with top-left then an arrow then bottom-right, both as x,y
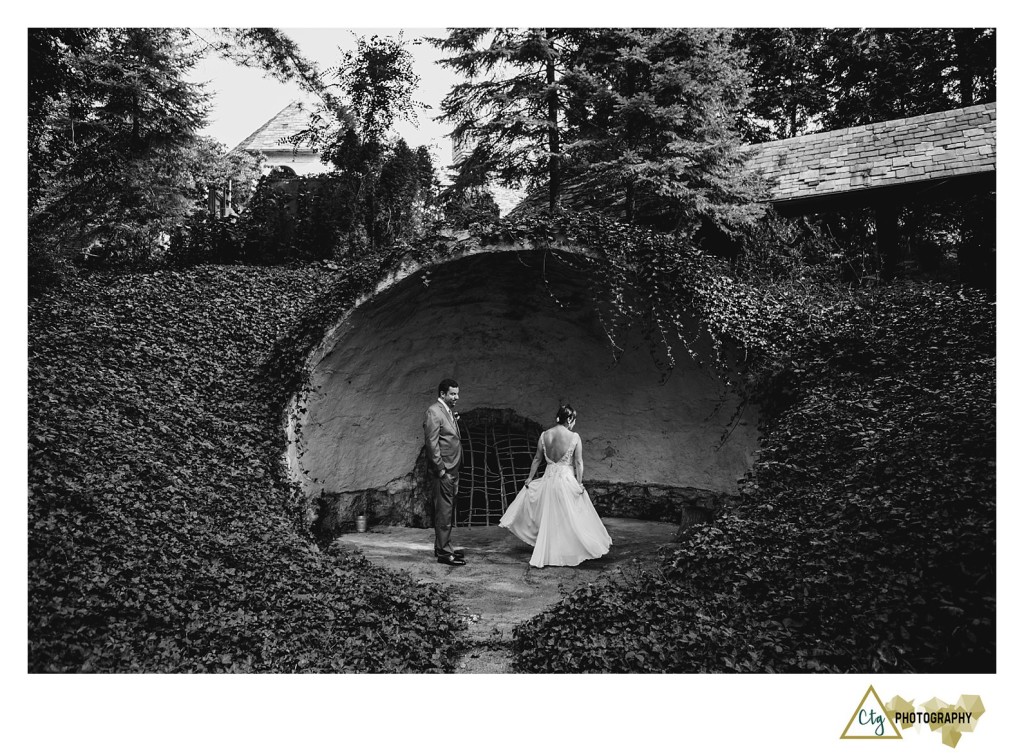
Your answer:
423,408 -> 445,474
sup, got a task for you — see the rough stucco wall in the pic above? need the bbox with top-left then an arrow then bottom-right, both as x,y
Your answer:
293,250 -> 758,499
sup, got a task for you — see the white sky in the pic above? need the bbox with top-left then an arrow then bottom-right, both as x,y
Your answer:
191,28 -> 459,164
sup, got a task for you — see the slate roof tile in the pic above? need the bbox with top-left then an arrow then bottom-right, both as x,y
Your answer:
232,101 -> 318,154
742,102 -> 995,201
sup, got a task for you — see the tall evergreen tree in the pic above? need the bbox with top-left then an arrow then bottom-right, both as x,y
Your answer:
563,28 -> 766,232
736,28 -> 997,137
30,28 -> 212,263
432,28 -> 571,212
29,28 -> 99,212
732,28 -> 830,142
820,28 -> 995,130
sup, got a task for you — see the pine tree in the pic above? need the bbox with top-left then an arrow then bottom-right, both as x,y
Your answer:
819,28 -> 995,129
563,28 -> 766,232
30,28 -> 212,263
735,28 -> 996,138
432,28 -> 571,212
732,28 -> 831,142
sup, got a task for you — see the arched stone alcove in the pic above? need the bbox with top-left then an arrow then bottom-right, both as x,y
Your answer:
288,246 -> 759,533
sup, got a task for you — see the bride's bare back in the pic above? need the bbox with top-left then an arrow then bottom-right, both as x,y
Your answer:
541,426 -> 578,463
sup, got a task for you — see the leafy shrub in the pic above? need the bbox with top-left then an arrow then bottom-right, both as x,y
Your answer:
166,215 -> 245,267
28,207 -> 994,674
168,173 -> 376,267
28,265 -> 466,672
28,237 -> 77,299
446,210 -> 995,673
512,278 -> 994,673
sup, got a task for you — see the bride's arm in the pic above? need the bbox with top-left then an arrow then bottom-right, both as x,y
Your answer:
573,435 -> 584,486
524,436 -> 544,487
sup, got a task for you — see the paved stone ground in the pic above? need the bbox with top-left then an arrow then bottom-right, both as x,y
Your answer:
329,517 -> 679,673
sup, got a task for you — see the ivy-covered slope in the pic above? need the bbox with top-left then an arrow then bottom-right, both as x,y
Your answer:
28,265 -> 465,672
511,281 -> 995,672
28,211 -> 996,674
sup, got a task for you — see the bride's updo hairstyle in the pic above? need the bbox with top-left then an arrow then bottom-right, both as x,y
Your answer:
555,403 -> 577,425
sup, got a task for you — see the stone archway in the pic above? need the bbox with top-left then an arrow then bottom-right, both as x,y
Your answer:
287,243 -> 760,536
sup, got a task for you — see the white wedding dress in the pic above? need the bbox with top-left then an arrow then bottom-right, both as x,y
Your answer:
499,433 -> 612,568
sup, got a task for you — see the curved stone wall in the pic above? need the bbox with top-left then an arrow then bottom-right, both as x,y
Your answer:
289,247 -> 759,527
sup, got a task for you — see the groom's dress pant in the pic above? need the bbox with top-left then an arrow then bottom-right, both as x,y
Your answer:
433,470 -> 459,557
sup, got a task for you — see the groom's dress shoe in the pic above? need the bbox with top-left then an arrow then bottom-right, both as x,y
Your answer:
435,550 -> 466,560
437,554 -> 466,566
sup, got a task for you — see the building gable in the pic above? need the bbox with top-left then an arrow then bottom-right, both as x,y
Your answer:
232,101 -> 328,175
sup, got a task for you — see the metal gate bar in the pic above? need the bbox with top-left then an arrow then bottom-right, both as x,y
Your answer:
453,419 -> 542,527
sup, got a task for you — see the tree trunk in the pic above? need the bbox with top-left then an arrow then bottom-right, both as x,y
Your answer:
625,180 -> 636,224
131,92 -> 141,156
546,29 -> 560,213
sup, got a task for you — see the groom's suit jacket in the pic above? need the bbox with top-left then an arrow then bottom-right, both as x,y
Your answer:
423,401 -> 463,475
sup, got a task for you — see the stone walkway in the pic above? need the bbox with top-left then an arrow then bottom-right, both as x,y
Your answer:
329,517 -> 679,673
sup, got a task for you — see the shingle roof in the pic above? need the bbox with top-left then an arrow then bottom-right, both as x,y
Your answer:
743,102 -> 996,204
232,101 -> 317,154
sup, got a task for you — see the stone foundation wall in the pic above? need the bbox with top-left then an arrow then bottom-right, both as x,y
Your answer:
586,482 -> 728,525
312,478 -> 428,537
311,475 -> 733,539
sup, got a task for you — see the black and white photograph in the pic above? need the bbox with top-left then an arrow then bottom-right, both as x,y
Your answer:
15,8 -> 1014,751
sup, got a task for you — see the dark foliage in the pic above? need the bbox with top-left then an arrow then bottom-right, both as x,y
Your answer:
28,265 -> 465,672
449,213 -> 994,673
731,27 -> 997,293
27,27 -> 323,294
440,189 -> 501,230
819,28 -> 995,130
29,29 -> 210,270
734,28 -> 996,142
169,143 -> 437,267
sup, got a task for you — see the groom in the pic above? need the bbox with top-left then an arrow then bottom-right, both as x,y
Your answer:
424,378 -> 465,566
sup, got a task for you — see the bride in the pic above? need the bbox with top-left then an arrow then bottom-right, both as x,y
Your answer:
499,404 -> 612,568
